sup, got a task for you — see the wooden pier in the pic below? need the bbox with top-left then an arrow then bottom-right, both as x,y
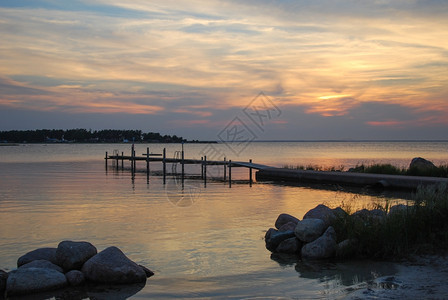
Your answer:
105,145 -> 448,190
105,145 -> 266,187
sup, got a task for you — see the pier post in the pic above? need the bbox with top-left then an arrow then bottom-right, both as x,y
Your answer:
116,152 -> 119,171
229,160 -> 232,188
181,143 -> 185,180
204,155 -> 207,187
223,157 -> 227,181
146,147 -> 150,180
105,151 -> 108,170
249,159 -> 253,187
201,157 -> 204,179
181,145 -> 185,186
121,152 -> 124,170
163,148 -> 166,184
131,144 -> 134,173
133,149 -> 136,171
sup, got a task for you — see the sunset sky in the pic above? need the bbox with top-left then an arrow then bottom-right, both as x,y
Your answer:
1,0 -> 447,140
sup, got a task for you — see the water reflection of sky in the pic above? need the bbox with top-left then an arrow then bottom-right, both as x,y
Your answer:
0,143 -> 429,298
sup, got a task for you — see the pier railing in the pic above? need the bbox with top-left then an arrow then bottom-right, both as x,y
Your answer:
105,145 -> 264,187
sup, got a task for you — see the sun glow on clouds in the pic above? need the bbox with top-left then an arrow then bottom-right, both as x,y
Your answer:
1,1 -> 448,137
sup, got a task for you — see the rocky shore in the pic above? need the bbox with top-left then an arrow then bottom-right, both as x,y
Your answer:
264,203 -> 408,259
0,241 -> 153,297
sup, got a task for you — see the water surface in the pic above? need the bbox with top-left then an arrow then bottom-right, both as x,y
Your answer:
1,142 -> 447,298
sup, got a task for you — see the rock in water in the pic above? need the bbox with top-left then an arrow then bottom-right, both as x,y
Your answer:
0,269 -> 8,294
265,228 -> 296,252
139,265 -> 155,278
301,226 -> 337,260
55,241 -> 97,271
6,267 -> 67,296
275,213 -> 299,229
20,260 -> 63,273
278,221 -> 297,232
65,270 -> 85,286
81,246 -> 147,284
17,248 -> 57,267
303,204 -> 336,227
294,218 -> 327,243
275,237 -> 302,254
410,157 -> 436,172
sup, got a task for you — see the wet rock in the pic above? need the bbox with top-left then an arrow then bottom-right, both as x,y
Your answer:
55,241 -> 97,271
17,247 -> 57,267
0,269 -> 7,294
275,213 -> 299,229
301,226 -> 337,260
81,246 -> 147,284
275,237 -> 302,254
295,218 -> 327,243
332,207 -> 348,219
65,270 -> 85,286
139,265 -> 155,278
20,260 -> 63,273
303,204 -> 336,227
278,221 -> 297,232
410,157 -> 436,172
6,267 -> 67,296
265,228 -> 296,252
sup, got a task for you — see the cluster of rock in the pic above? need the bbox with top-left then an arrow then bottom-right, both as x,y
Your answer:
265,205 -> 343,260
265,204 -> 407,260
0,241 -> 154,297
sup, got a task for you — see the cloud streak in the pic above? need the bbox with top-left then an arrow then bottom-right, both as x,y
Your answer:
1,1 -> 447,139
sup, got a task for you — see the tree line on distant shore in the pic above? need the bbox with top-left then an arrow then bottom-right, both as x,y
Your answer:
0,129 -> 187,143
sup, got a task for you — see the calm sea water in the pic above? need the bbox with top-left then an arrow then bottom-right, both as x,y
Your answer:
0,142 -> 447,298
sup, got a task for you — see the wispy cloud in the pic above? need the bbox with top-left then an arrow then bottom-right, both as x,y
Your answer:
1,1 -> 447,138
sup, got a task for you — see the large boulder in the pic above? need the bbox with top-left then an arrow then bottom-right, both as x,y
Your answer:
332,207 -> 348,219
410,157 -> 436,172
139,265 -> 155,278
81,246 -> 147,284
278,221 -> 297,232
303,204 -> 335,227
275,213 -> 299,229
301,226 -> 337,260
65,270 -> 85,286
55,241 -> 97,271
17,247 -> 57,267
6,267 -> 67,296
294,218 -> 327,243
0,269 -> 7,294
265,228 -> 296,252
20,260 -> 63,273
275,237 -> 302,254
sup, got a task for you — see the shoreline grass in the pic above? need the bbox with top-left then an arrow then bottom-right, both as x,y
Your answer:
331,183 -> 448,259
283,163 -> 448,178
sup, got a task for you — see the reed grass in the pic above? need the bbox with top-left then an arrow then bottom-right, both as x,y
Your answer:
284,163 -> 448,178
331,183 -> 448,258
